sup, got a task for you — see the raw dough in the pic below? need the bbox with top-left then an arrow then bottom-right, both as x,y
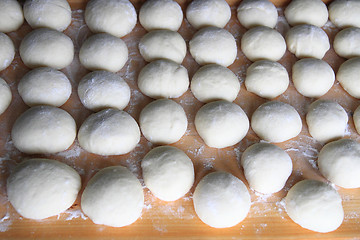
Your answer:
141,146 -> 194,201
0,0 -> 23,33
329,0 -> 360,28
0,78 -> 12,115
336,57 -> 360,98
334,27 -> 360,59
353,105 -> 360,135
195,100 -> 249,148
0,33 -> 15,71
284,0 -> 328,27
237,0 -> 278,29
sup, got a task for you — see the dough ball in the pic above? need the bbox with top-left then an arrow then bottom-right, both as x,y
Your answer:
18,67 -> 72,107
318,139 -> 360,188
306,100 -> 348,143
334,27 -> 360,59
245,60 -> 289,99
190,64 -> 240,103
336,57 -> 360,98
284,0 -> 328,27
0,33 -> 15,71
353,105 -> 360,135
285,179 -> 344,233
241,26 -> 286,62
141,146 -> 194,201
189,27 -> 237,67
195,100 -> 249,148
286,24 -> 330,59
241,143 -> 292,194
139,99 -> 187,144
85,0 -> 137,38
251,101 -> 302,143
0,0 -> 24,32
81,166 -> 144,227
329,0 -> 360,28
19,28 -> 74,69
24,0 -> 71,31
138,60 -> 189,99
292,58 -> 335,98
0,78 -> 12,115
139,0 -> 183,31
78,109 -> 140,155
139,30 -> 186,64
79,33 -> 128,72
193,171 -> 251,228
186,0 -> 231,29
7,158 -> 81,220
237,0 -> 278,29
11,106 -> 76,154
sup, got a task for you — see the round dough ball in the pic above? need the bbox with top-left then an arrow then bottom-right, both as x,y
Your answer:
285,180 -> 344,233
186,0 -> 231,29
81,166 -> 144,227
7,158 -> 81,220
189,27 -> 237,67
286,24 -> 330,59
85,0 -> 137,38
318,139 -> 360,188
336,57 -> 360,98
329,0 -> 360,28
292,58 -> 335,98
241,143 -> 292,194
353,105 -> 360,135
79,33 -> 128,72
284,0 -> 328,27
195,100 -> 249,148
251,101 -> 302,143
237,0 -> 278,29
193,171 -> 251,228
0,0 -> 24,33
24,0 -> 71,31
20,28 -> 74,69
139,0 -> 183,31
11,106 -> 76,154
0,78 -> 12,115
190,64 -> 240,103
241,26 -> 286,62
334,27 -> 360,59
139,99 -> 187,144
0,33 -> 15,71
18,67 -> 72,107
139,30 -> 186,64
138,60 -> 189,99
141,146 -> 194,201
78,71 -> 130,112
306,100 -> 348,143
245,60 -> 289,99
78,109 -> 140,155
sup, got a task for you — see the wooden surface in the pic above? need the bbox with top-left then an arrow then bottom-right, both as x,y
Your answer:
1,0 -> 360,239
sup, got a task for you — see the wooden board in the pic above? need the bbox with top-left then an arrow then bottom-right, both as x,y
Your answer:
1,0 -> 360,239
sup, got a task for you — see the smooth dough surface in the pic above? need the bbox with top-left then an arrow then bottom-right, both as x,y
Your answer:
0,78 -> 12,115
0,33 -> 15,71
237,0 -> 278,29
353,105 -> 360,135
329,0 -> 360,28
284,0 -> 328,27
334,27 -> 360,59
336,57 -> 360,98
0,0 -> 23,33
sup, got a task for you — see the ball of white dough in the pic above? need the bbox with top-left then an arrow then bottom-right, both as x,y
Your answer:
81,166 -> 144,227
85,0 -> 137,37
237,0 -> 278,29
284,0 -> 328,27
285,180 -> 344,233
139,30 -> 186,64
241,142 -> 292,194
195,100 -> 249,148
20,28 -> 74,69
251,101 -> 302,143
138,60 -> 189,99
18,67 -> 71,107
292,58 -> 335,98
334,27 -> 360,59
7,158 -> 81,220
329,0 -> 360,28
190,64 -> 240,103
0,78 -> 12,115
193,171 -> 251,228
79,33 -> 128,72
306,100 -> 348,143
286,25 -> 330,59
186,0 -> 231,29
139,0 -> 183,31
139,99 -> 187,144
0,33 -> 15,71
336,57 -> 360,98
24,0 -> 71,31
78,109 -> 140,155
353,105 -> 360,135
189,27 -> 237,67
141,146 -> 194,201
318,139 -> 360,188
241,26 -> 286,62
0,0 -> 24,33
245,60 -> 289,99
